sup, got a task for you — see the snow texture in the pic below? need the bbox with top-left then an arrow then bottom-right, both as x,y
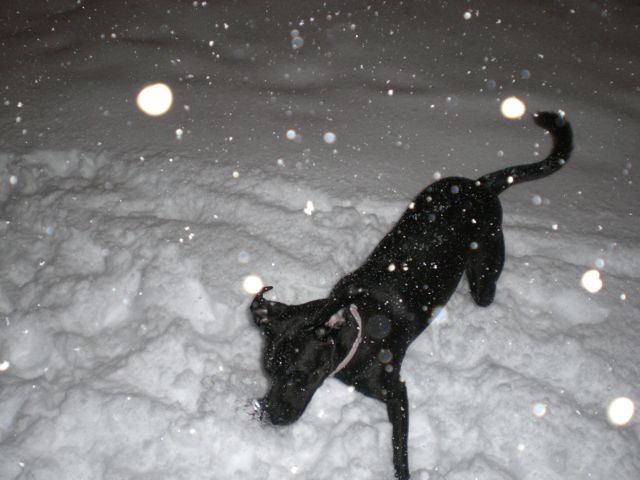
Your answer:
1,0 -> 639,479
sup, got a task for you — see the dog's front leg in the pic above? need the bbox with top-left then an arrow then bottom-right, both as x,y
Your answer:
386,380 -> 410,480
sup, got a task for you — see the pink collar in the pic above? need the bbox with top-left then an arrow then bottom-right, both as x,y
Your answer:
331,304 -> 363,376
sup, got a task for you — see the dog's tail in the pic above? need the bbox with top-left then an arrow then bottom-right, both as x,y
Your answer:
478,111 -> 573,195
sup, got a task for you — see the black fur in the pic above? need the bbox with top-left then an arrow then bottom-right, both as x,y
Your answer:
251,112 -> 573,479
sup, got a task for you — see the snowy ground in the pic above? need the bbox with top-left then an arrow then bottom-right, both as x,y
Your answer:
1,1 -> 639,479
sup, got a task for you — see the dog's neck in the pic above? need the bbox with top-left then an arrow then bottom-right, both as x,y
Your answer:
330,304 -> 363,376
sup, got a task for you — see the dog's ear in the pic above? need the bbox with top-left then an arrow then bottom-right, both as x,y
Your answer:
250,286 -> 288,327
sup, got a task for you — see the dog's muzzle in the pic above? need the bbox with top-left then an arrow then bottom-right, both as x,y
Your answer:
253,397 -> 300,425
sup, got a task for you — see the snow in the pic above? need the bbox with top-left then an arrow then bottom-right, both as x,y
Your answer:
1,0 -> 639,479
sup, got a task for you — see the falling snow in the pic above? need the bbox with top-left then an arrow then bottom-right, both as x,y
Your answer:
323,131 -> 337,144
243,275 -> 264,294
0,1 -> 638,480
608,397 -> 636,427
500,96 -> 527,119
303,200 -> 315,216
581,269 -> 604,294
136,83 -> 174,116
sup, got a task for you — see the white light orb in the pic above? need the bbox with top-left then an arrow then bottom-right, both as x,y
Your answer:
291,36 -> 304,50
136,83 -> 174,116
323,131 -> 337,144
500,96 -> 526,119
242,275 -> 264,294
607,397 -> 635,426
581,269 -> 603,293
304,200 -> 315,216
0,360 -> 10,372
286,129 -> 297,140
532,402 -> 548,417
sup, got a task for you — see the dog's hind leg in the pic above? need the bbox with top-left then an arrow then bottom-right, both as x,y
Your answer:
386,379 -> 410,480
466,222 -> 505,307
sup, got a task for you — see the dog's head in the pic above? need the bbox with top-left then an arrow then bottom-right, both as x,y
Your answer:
251,287 -> 346,425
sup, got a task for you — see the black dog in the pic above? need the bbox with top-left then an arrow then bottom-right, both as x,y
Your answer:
250,112 -> 573,479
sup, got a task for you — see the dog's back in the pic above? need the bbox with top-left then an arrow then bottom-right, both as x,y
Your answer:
330,112 -> 573,338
